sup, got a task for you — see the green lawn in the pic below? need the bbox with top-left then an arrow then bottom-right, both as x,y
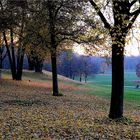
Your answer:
88,71 -> 139,86
86,71 -> 140,105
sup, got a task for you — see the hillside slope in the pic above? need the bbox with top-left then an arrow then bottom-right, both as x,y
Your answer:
0,72 -> 140,139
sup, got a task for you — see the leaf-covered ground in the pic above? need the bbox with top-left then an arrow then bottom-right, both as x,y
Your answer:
0,78 -> 140,140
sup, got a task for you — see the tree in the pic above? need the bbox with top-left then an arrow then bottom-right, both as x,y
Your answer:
82,56 -> 93,83
27,50 -> 34,71
58,51 -> 74,78
24,0 -> 106,96
75,55 -> 91,82
58,52 -> 95,82
0,0 -> 28,80
26,45 -> 49,73
89,0 -> 140,119
136,63 -> 140,78
0,34 -> 7,78
25,0 -> 86,96
0,45 -> 7,78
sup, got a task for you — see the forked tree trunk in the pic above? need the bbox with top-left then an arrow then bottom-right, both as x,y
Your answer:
3,31 -> 24,81
88,0 -> 140,120
3,31 -> 16,80
109,35 -> 125,119
51,49 -> 59,96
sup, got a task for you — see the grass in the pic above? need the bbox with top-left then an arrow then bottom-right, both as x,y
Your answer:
84,84 -> 140,105
74,71 -> 140,105
88,71 -> 139,86
84,71 -> 140,105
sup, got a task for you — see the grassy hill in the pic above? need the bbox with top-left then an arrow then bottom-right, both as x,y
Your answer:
0,71 -> 140,139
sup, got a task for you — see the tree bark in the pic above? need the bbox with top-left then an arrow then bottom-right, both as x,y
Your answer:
0,52 -> 2,79
3,31 -> 17,80
28,57 -> 34,70
10,28 -> 17,79
16,53 -> 24,80
51,49 -> 59,96
109,35 -> 125,119
3,31 -> 25,81
48,2 -> 59,96
89,0 -> 140,119
27,50 -> 35,71
72,75 -> 75,80
34,58 -> 43,73
79,73 -> 82,82
0,50 -> 2,70
85,74 -> 87,83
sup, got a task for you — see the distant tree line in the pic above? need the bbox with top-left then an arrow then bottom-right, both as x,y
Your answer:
1,50 -> 101,81
2,45 -> 140,81
57,52 -> 100,82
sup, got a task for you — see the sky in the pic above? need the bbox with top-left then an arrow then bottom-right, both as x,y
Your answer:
74,16 -> 140,57
125,16 -> 140,56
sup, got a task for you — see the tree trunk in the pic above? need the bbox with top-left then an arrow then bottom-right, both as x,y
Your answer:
0,53 -> 2,79
27,50 -> 35,71
48,4 -> 59,96
3,31 -> 25,81
85,74 -> 87,83
0,51 -> 2,70
51,49 -> 59,96
34,58 -> 43,73
69,63 -> 72,79
10,28 -> 17,79
3,31 -> 17,80
79,73 -> 82,82
28,57 -> 34,70
109,35 -> 125,119
72,75 -> 75,80
16,54 -> 24,80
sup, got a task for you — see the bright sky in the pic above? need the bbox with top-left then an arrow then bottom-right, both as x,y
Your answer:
74,16 -> 140,56
73,44 -> 85,55
126,39 -> 140,56
73,2 -> 140,56
125,16 -> 140,56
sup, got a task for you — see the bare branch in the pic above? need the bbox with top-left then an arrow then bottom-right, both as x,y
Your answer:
127,10 -> 140,31
130,8 -> 140,16
55,1 -> 63,18
130,0 -> 138,7
89,0 -> 111,30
